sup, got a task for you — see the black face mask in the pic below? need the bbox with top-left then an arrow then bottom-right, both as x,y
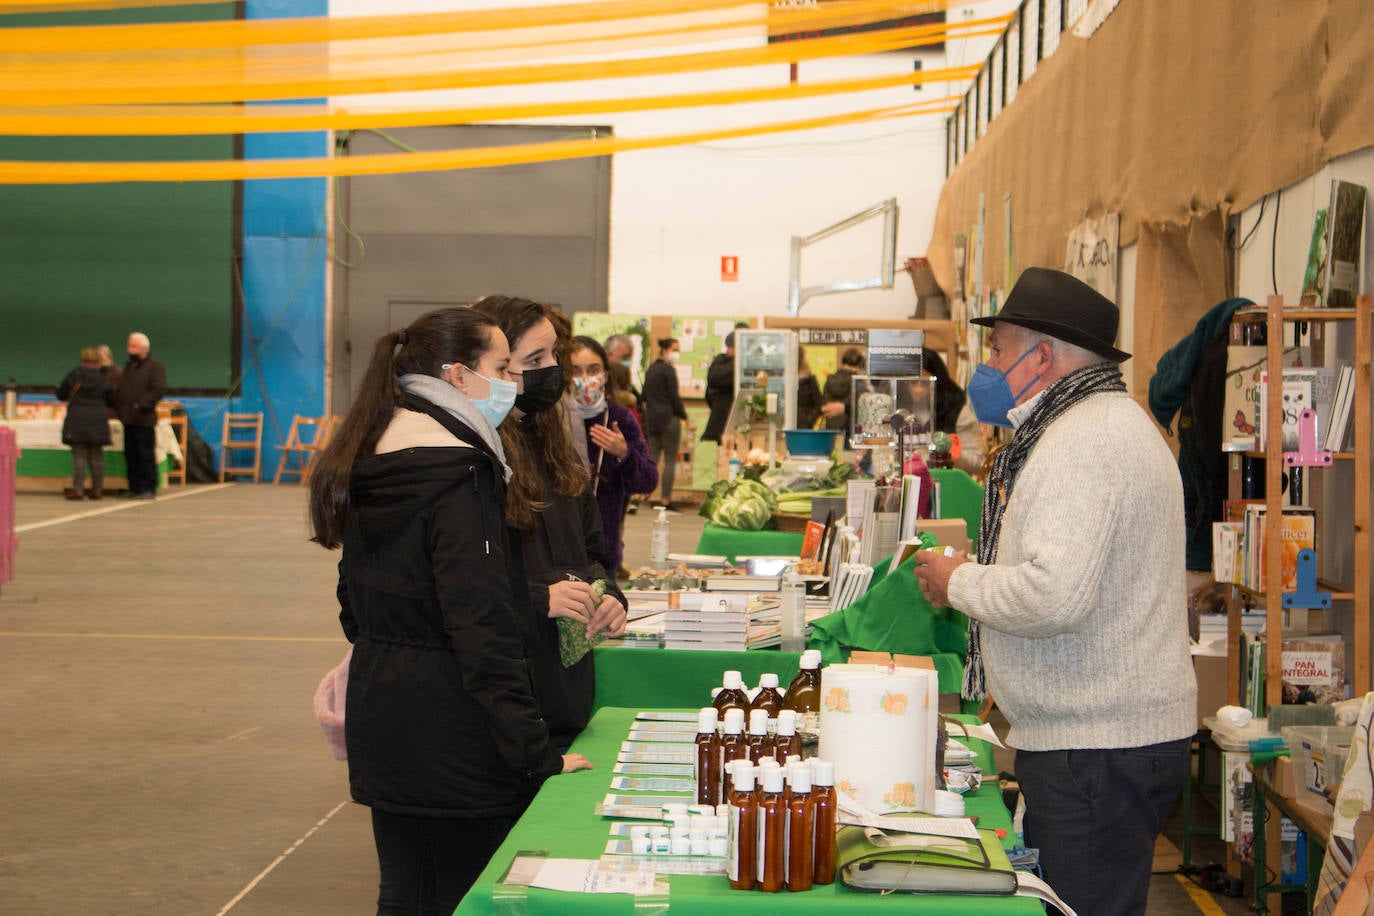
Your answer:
514,364 -> 565,413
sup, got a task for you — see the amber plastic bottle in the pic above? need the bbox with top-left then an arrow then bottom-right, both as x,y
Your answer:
811,759 -> 837,885
785,764 -> 816,891
694,707 -> 721,807
746,709 -> 772,764
728,763 -> 758,891
750,672 -> 786,723
782,650 -> 822,732
713,670 -> 751,717
773,710 -> 802,764
719,708 -> 747,799
758,765 -> 786,892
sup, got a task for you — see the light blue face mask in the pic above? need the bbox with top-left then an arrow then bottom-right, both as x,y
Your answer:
451,363 -> 517,428
966,345 -> 1041,428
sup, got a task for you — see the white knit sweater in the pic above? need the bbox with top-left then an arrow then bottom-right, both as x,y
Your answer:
948,390 -> 1197,751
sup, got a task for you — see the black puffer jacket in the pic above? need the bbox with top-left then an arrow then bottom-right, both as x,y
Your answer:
338,399 -> 561,818
115,354 -> 166,427
57,365 -> 114,445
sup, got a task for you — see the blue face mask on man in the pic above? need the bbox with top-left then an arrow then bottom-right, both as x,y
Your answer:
966,345 -> 1042,428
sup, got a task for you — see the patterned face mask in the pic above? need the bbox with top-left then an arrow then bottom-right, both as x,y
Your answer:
572,373 -> 606,409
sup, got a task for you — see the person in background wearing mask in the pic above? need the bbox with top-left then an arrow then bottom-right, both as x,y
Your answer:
701,330 -> 736,444
115,331 -> 166,500
603,333 -> 642,411
642,336 -> 689,512
912,267 -> 1195,916
568,336 -> 658,579
819,346 -> 865,435
474,297 -> 629,748
307,307 -> 592,913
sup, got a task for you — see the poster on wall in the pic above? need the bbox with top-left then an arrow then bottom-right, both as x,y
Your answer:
1064,212 -> 1120,301
670,316 -> 737,398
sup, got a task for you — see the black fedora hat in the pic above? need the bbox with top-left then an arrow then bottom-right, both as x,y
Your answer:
970,267 -> 1131,362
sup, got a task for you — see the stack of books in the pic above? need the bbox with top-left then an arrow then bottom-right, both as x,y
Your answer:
1212,503 -> 1315,592
664,596 -> 749,651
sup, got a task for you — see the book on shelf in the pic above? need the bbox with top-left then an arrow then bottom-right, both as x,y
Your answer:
1324,180 -> 1367,310
1281,634 -> 1345,705
1300,207 -> 1330,307
1256,366 -> 1346,451
1240,504 -> 1315,593
1222,345 -> 1310,451
1325,365 -> 1357,451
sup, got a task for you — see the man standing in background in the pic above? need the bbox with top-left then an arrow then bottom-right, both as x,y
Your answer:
115,332 -> 166,500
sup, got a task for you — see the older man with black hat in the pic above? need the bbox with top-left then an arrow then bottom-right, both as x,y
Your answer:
915,267 -> 1196,916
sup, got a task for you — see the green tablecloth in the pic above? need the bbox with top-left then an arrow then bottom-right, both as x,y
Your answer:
456,706 -> 1037,915
16,448 -> 170,486
593,647 -> 801,712
694,523 -> 803,564
930,468 -> 985,544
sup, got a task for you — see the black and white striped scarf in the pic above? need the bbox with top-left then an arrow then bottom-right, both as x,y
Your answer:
961,362 -> 1127,701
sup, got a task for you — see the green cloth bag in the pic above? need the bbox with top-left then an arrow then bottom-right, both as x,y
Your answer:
808,531 -> 969,694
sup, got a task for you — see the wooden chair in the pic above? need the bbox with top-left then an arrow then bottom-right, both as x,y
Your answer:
165,413 -> 190,487
220,413 -> 264,482
274,415 -> 332,484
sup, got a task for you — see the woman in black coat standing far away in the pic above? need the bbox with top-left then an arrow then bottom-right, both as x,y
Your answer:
56,346 -> 115,500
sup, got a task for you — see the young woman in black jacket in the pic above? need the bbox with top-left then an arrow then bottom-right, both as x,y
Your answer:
308,307 -> 590,914
641,336 -> 690,510
473,297 -> 628,750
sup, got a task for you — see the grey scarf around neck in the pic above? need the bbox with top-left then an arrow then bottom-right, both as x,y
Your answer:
397,373 -> 511,481
961,361 -> 1127,701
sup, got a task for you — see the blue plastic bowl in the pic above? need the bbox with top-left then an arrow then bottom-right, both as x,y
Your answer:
783,428 -> 840,458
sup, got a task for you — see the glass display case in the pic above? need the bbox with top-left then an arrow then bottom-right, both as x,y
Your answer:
849,374 -> 937,449
731,329 -> 798,432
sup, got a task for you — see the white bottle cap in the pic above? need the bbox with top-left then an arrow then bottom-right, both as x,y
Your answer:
800,650 -> 821,669
697,707 -> 719,732
722,708 -> 745,733
785,754 -> 802,768
776,710 -> 797,735
758,757 -> 780,770
722,669 -> 743,690
812,759 -> 835,786
689,804 -> 715,817
670,826 -> 690,839
760,672 -> 779,689
748,708 -> 770,735
761,766 -> 785,793
671,835 -> 691,855
733,762 -> 756,792
790,765 -> 812,793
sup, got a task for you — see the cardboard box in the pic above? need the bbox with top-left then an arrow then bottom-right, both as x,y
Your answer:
1194,653 -> 1229,728
915,518 -> 972,555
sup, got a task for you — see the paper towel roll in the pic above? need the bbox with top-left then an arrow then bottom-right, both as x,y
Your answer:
818,664 -> 939,815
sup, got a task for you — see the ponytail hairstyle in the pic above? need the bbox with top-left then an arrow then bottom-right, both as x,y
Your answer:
470,295 -> 586,533
308,307 -> 500,549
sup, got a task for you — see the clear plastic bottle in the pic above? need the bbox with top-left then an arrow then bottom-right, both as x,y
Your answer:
811,759 -> 837,885
785,764 -> 815,892
694,707 -> 721,807
758,765 -> 786,892
772,710 -> 802,765
746,708 -> 771,765
779,572 -> 807,653
651,505 -> 671,570
727,763 -> 758,891
719,709 -> 748,799
712,670 -> 750,717
782,650 -> 823,733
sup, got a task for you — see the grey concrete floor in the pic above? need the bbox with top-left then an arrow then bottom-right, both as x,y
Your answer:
0,484 -> 1262,914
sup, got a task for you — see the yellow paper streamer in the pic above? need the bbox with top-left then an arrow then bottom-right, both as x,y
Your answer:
0,97 -> 959,183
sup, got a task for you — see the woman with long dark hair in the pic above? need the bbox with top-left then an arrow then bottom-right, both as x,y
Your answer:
641,336 -> 689,510
308,306 -> 590,914
567,335 -> 658,579
472,296 -> 628,748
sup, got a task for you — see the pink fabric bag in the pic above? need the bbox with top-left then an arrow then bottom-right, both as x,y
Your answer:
313,647 -> 352,761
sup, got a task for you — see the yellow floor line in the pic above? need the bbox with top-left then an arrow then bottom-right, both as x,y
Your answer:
0,631 -> 339,643
1175,872 -> 1227,915
14,482 -> 234,533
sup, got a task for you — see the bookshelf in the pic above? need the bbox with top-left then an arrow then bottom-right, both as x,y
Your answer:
1224,294 -> 1371,710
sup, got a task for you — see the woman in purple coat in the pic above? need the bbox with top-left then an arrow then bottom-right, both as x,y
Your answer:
568,336 -> 659,577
